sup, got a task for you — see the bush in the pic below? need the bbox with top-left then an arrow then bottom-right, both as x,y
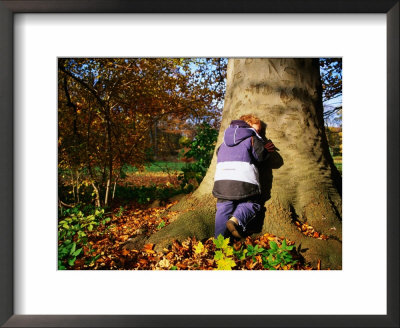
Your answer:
178,123 -> 218,188
58,208 -> 111,269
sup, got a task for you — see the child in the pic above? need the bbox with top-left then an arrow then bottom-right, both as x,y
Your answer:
212,114 -> 275,239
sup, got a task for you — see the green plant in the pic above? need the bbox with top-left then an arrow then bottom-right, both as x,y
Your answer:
211,235 -> 298,270
178,136 -> 191,147
58,240 -> 83,269
232,243 -> 265,264
85,244 -> 102,266
246,244 -> 265,260
262,240 -> 297,270
213,234 -> 236,270
58,208 -> 110,269
157,220 -> 166,230
115,206 -> 125,217
178,123 -> 218,189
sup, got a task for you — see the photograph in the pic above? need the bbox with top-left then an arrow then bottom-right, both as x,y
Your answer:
1,1 -> 398,325
58,57 -> 342,271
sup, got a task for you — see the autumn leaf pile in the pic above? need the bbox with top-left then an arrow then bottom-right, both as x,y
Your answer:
294,220 -> 330,240
58,200 -> 318,271
68,202 -> 179,269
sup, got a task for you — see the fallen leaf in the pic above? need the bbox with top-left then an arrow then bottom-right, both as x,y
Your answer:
143,243 -> 154,251
233,241 -> 242,251
158,258 -> 170,268
139,258 -> 148,265
121,249 -> 130,256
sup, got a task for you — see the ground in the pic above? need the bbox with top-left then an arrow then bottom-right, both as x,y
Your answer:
59,170 -> 338,270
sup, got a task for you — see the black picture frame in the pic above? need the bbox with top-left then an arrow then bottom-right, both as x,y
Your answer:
1,1 -> 398,327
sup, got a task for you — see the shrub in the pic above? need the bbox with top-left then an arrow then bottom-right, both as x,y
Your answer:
178,123 -> 218,189
58,208 -> 110,269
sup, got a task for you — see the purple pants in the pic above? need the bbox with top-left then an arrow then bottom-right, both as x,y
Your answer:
215,199 -> 261,238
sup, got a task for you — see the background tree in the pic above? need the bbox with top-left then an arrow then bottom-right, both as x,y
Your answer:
148,58 -> 342,269
320,58 -> 342,127
326,126 -> 342,156
58,58 -> 226,208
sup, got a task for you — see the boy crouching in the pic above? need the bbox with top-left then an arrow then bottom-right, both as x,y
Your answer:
212,114 -> 275,239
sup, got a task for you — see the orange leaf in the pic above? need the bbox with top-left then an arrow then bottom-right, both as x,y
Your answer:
139,258 -> 148,265
172,240 -> 181,252
166,252 -> 175,260
143,243 -> 154,251
258,240 -> 267,248
245,259 -> 257,269
206,259 -> 215,266
233,241 -> 242,251
74,259 -> 85,267
119,235 -> 130,242
255,255 -> 262,264
177,263 -> 187,269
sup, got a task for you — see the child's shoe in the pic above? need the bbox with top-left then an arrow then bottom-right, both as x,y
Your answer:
226,217 -> 242,239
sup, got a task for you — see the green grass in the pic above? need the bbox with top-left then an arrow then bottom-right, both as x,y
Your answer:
144,161 -> 187,172
333,156 -> 342,174
60,161 -> 188,176
126,161 -> 187,173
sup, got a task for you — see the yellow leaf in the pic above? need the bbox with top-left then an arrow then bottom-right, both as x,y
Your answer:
216,257 -> 236,270
222,237 -> 230,249
225,246 -> 234,257
194,241 -> 205,254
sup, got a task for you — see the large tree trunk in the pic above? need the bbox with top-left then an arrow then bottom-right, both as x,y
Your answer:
148,58 -> 342,269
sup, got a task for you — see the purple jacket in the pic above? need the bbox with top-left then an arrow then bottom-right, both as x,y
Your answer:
212,120 -> 269,200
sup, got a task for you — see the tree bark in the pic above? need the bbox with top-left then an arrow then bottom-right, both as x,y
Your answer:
148,58 -> 342,269
112,179 -> 118,200
91,182 -> 101,208
104,178 -> 111,207
70,171 -> 76,203
75,169 -> 80,203
104,108 -> 113,207
154,120 -> 158,158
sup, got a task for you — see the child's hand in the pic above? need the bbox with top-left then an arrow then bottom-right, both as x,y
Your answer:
264,141 -> 275,152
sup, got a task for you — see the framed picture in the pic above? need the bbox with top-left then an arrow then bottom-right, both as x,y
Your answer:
1,1 -> 398,327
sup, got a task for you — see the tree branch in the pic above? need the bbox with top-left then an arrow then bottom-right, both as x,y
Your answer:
58,62 -> 105,110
